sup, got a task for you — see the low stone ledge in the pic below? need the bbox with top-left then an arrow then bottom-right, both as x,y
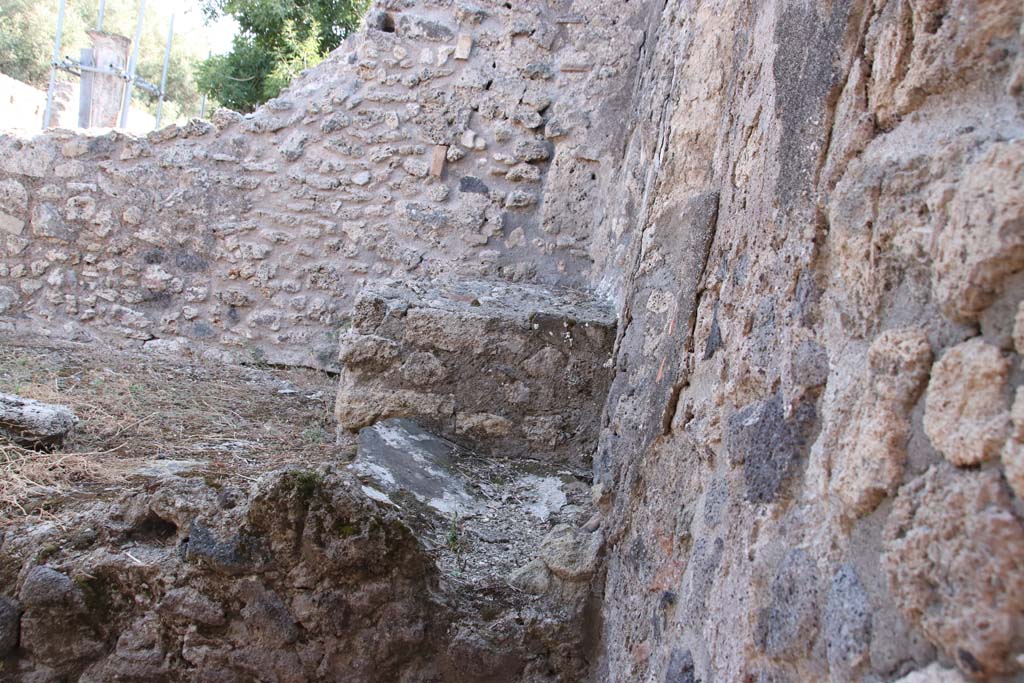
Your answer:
334,278 -> 617,466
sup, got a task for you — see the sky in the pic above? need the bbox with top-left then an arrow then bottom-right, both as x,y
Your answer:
92,0 -> 239,56
171,0 -> 238,55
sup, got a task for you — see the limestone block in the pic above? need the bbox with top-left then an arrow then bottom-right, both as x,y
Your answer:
506,163 -> 541,182
924,338 -> 1010,467
883,465 -> 1024,677
0,177 -> 27,213
337,332 -> 399,372
31,203 -> 73,241
0,212 -> 24,235
0,286 -> 16,314
335,279 -> 616,465
513,110 -> 543,129
279,131 -> 310,161
830,328 -> 932,517
932,142 -> 1024,323
402,158 -> 430,177
539,523 -> 603,581
1001,387 -> 1024,500
892,664 -> 969,683
0,392 -> 78,450
430,145 -> 447,177
513,139 -> 551,163
505,190 -> 536,208
454,34 -> 473,60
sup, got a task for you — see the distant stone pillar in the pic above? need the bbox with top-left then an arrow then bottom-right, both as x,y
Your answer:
85,31 -> 130,128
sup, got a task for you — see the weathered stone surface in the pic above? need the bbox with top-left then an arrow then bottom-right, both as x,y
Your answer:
539,523 -> 603,581
923,338 -> 1011,467
3,468 -> 449,681
892,663 -> 970,683
0,595 -> 19,657
0,0 -> 628,370
0,286 -> 15,314
831,328 -> 932,517
1002,387 -> 1024,501
931,141 -> 1024,324
664,648 -> 697,683
0,212 -> 23,236
725,394 -> 817,503
867,0 -> 1022,128
18,566 -> 78,608
336,278 -> 615,465
158,587 -> 225,626
29,203 -> 71,241
351,418 -> 482,516
0,1 -> 1021,682
755,549 -> 820,659
0,392 -> 78,450
337,332 -> 400,372
508,558 -> 551,595
824,564 -> 872,677
883,465 -> 1024,677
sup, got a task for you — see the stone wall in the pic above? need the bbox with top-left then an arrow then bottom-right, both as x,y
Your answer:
591,1 -> 1024,682
0,0 -> 641,369
2,0 -> 1023,682
334,278 -> 617,466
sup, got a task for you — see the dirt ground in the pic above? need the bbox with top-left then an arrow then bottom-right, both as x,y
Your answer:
0,337 -> 350,524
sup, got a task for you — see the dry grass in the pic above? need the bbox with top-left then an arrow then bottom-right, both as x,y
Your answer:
0,340 -> 347,523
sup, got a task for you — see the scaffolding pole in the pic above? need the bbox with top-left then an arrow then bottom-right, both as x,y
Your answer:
96,0 -> 106,31
78,48 -> 94,127
155,14 -> 174,127
42,0 -> 67,128
118,0 -> 146,129
199,51 -> 211,119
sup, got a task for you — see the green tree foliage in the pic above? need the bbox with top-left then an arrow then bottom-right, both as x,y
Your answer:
0,0 -> 206,122
196,0 -> 369,112
0,0 -> 77,88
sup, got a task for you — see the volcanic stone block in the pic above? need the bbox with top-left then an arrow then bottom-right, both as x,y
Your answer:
335,278 -> 616,465
0,595 -> 19,657
0,392 -> 78,451
883,465 -> 1024,677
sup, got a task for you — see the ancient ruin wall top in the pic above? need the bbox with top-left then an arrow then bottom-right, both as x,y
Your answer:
0,0 -> 642,368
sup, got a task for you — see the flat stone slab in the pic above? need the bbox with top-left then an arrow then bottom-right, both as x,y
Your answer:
354,278 -> 617,329
335,278 -> 617,465
0,392 -> 78,451
351,418 -> 483,517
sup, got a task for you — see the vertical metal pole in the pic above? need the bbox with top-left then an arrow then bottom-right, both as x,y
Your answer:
155,14 -> 174,128
119,0 -> 146,129
199,50 -> 210,118
153,13 -> 174,127
96,0 -> 106,31
78,48 -> 95,128
43,0 -> 67,128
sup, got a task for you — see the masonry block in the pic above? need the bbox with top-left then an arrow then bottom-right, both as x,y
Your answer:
335,278 -> 617,466
455,34 -> 473,60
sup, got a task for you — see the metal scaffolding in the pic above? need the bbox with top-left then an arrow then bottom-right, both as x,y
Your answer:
42,0 -> 175,131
